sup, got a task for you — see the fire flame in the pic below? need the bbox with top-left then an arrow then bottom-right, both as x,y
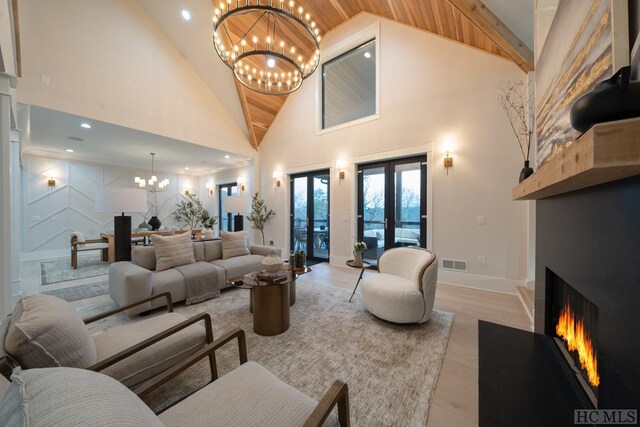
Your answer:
556,304 -> 600,387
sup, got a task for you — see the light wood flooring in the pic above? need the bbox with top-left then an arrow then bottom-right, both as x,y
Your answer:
5,260 -> 532,426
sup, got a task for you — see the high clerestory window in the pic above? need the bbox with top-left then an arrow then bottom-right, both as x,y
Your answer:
322,39 -> 377,130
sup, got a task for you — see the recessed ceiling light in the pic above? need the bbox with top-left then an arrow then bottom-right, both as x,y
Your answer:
224,155 -> 230,159
181,9 -> 191,21
65,149 -> 74,153
267,58 -> 276,68
80,123 -> 91,129
185,167 -> 190,170
364,52 -> 371,59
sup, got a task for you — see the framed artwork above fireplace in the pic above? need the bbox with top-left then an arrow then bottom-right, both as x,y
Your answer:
535,0 -> 630,167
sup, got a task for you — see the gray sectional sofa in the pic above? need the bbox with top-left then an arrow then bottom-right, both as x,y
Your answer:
109,240 -> 281,315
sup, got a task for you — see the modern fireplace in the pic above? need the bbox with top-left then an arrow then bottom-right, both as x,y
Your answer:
546,270 -> 599,407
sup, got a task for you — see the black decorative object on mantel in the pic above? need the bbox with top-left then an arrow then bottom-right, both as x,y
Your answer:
148,216 -> 161,231
519,161 -> 534,183
571,66 -> 640,133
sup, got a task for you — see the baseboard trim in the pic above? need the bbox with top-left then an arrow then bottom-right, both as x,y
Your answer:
438,270 -> 524,295
525,279 -> 535,291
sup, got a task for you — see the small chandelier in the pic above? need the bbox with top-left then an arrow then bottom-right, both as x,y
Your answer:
135,153 -> 169,192
212,0 -> 322,95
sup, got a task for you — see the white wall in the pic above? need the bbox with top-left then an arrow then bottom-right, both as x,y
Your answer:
15,0 -> 253,157
21,154 -> 208,260
259,14 -> 529,293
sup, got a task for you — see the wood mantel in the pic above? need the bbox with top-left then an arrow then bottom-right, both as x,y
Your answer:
513,117 -> 640,200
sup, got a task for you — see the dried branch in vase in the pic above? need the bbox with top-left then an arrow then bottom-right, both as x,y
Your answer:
498,80 -> 533,162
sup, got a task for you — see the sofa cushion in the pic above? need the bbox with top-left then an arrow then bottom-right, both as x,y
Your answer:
152,233 -> 195,272
132,245 -> 157,270
204,240 -> 223,262
5,295 -> 97,369
159,361 -> 337,427
149,269 -> 187,308
212,255 -> 264,281
93,312 -> 206,388
220,231 -> 250,259
193,241 -> 205,261
0,367 -> 163,427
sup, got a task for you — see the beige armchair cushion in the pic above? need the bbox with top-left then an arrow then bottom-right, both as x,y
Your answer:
220,231 -> 250,259
361,248 -> 438,324
5,295 -> 97,369
152,233 -> 195,272
0,367 -> 163,427
93,312 -> 206,388
159,361 -> 338,427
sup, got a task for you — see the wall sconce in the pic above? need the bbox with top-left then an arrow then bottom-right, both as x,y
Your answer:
205,182 -> 214,196
47,177 -> 56,189
336,160 -> 346,183
237,177 -> 246,192
444,152 -> 453,175
272,170 -> 283,188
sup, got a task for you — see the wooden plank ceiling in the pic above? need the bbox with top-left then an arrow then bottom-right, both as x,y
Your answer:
229,0 -> 534,148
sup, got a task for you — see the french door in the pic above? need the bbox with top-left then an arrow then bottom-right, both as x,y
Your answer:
290,170 -> 330,261
219,183 -> 238,232
357,156 -> 427,266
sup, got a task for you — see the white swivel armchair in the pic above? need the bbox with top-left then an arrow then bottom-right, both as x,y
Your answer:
360,247 -> 437,324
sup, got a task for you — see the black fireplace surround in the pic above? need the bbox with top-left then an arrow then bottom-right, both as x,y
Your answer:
536,175 -> 640,411
479,175 -> 640,426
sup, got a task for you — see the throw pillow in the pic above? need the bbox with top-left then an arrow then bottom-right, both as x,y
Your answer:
5,295 -> 97,369
152,232 -> 196,272
0,367 -> 164,427
220,231 -> 250,260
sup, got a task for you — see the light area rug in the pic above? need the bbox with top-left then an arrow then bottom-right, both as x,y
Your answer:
42,280 -> 109,302
40,256 -> 109,285
85,280 -> 454,426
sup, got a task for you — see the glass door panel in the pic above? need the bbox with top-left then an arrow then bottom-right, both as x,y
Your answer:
292,177 -> 308,252
359,165 -> 387,265
358,156 -> 426,267
219,183 -> 238,232
394,162 -> 422,248
290,170 -> 330,261
312,174 -> 330,260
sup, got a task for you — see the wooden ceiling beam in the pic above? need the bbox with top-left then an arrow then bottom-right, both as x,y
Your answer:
447,0 -> 534,72
234,80 -> 259,150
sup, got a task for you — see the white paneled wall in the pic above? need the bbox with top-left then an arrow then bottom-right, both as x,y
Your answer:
22,154 -> 202,257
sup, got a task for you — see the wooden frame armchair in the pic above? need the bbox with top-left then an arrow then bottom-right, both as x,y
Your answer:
0,293 -> 217,389
70,233 -> 109,269
135,328 -> 350,427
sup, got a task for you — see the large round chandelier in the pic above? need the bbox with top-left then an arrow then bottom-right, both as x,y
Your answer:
213,1 -> 322,95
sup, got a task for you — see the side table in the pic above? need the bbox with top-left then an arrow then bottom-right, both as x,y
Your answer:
346,260 -> 371,302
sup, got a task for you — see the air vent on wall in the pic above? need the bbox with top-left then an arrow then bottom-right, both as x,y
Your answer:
442,259 -> 467,272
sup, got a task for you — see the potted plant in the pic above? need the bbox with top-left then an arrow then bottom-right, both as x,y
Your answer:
498,80 -> 534,182
200,210 -> 218,239
174,193 -> 206,230
353,241 -> 367,267
247,192 -> 275,245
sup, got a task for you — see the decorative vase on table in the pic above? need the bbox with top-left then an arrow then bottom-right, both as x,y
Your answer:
148,216 -> 161,231
262,251 -> 283,274
353,251 -> 364,267
519,161 -> 534,183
